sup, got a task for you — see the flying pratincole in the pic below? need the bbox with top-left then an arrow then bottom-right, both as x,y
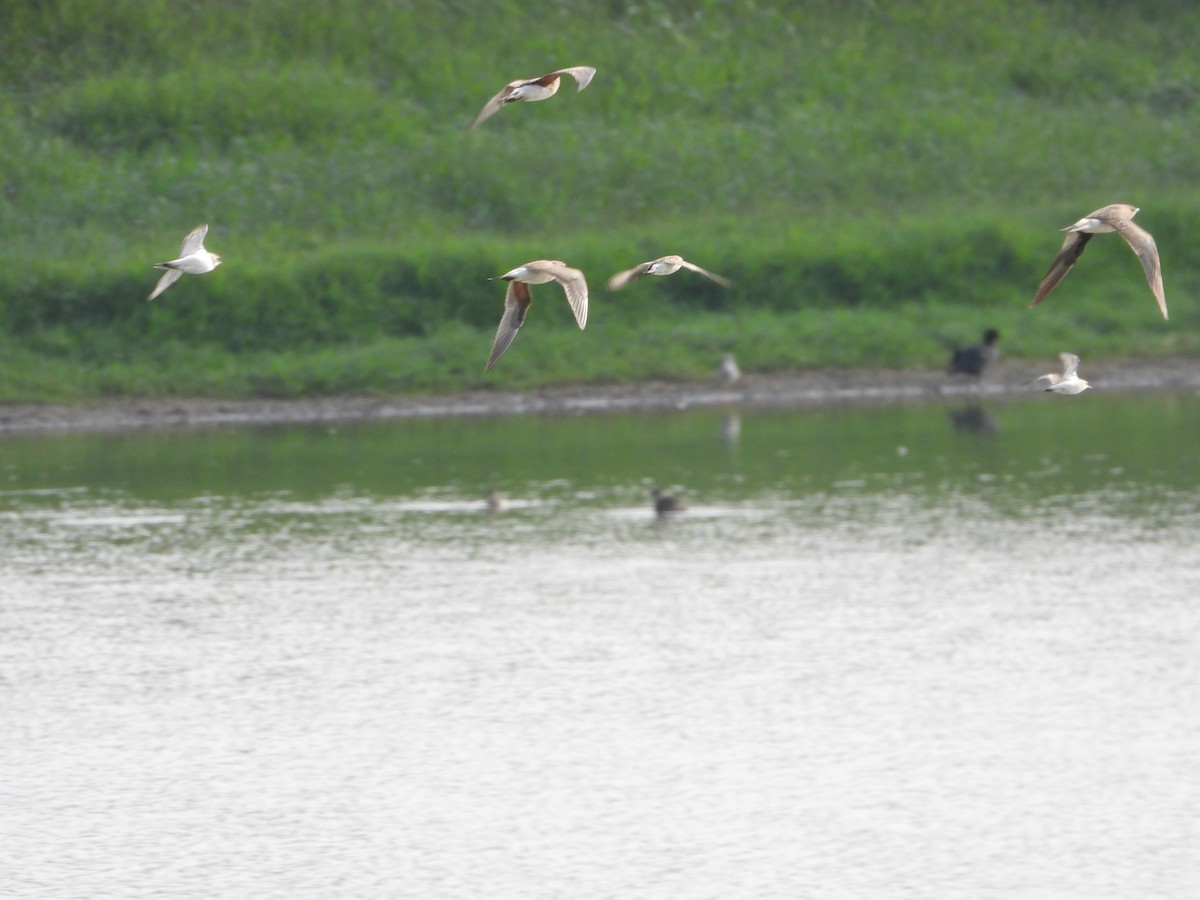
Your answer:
947,328 -> 1000,377
606,255 -> 733,291
1033,353 -> 1091,395
485,260 -> 589,371
651,488 -> 685,517
1031,204 -> 1167,319
467,66 -> 596,130
148,224 -> 221,301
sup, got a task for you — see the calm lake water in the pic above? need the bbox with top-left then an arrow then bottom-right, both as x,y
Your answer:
2,392 -> 1199,899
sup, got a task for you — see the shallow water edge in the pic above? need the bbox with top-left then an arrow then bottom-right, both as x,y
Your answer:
2,358 -> 1199,436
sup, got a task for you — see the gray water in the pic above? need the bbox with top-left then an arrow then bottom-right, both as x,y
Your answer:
2,394 -> 1198,899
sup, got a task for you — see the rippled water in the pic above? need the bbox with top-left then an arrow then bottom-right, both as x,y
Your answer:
2,394 -> 1199,898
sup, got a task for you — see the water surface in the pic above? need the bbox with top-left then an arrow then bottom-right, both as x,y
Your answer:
2,394 -> 1198,898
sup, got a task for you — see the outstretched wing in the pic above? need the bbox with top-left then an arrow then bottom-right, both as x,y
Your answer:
485,281 -> 533,371
1113,219 -> 1167,319
467,82 -> 518,130
606,262 -> 652,291
677,258 -> 734,289
543,66 -> 596,92
179,224 -> 208,256
147,268 -> 183,301
526,260 -> 588,328
1031,231 -> 1092,307
1058,353 -> 1081,378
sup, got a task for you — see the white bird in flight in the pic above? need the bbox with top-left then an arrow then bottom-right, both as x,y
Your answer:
485,260 -> 589,371
1033,353 -> 1091,394
467,66 -> 596,130
606,254 -> 733,291
148,224 -> 222,301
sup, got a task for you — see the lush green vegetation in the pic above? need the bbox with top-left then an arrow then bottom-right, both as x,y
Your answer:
1,0 -> 1198,400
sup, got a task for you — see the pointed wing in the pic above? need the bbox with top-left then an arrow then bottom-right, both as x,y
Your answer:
1113,219 -> 1167,319
677,258 -> 734,289
1059,353 -> 1081,378
1031,231 -> 1093,307
543,66 -> 596,92
147,267 -> 183,301
606,262 -> 653,291
485,281 -> 533,371
179,224 -> 208,255
527,260 -> 588,328
467,82 -> 518,130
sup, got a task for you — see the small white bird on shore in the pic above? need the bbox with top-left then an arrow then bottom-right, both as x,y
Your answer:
467,66 -> 596,129
607,255 -> 733,291
148,224 -> 221,301
1033,353 -> 1091,394
717,353 -> 741,385
485,260 -> 589,371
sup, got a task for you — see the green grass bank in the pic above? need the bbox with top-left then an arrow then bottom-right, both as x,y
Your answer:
1,0 -> 1197,400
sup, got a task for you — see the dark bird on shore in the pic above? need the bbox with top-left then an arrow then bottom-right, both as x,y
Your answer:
467,66 -> 596,130
651,488 -> 685,517
485,260 -> 589,371
947,328 -> 1000,377
1031,204 -> 1167,319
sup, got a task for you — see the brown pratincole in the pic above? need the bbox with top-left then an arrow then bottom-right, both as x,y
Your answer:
467,66 -> 596,130
1031,204 -> 1166,319
148,224 -> 222,301
485,260 -> 589,371
606,255 -> 733,291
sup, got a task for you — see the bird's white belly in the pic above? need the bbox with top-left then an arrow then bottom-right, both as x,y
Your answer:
1071,217 -> 1115,234
174,253 -> 218,274
509,83 -> 557,104
503,267 -> 556,284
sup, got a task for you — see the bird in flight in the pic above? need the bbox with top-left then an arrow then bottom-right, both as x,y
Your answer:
148,224 -> 221,301
1031,204 -> 1166,319
1033,353 -> 1091,395
606,254 -> 733,291
467,66 -> 596,130
485,260 -> 589,371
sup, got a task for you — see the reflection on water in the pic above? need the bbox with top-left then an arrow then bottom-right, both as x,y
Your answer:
2,394 -> 1199,898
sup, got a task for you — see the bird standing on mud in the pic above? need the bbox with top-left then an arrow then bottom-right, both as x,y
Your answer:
947,328 -> 1000,377
717,353 -> 741,385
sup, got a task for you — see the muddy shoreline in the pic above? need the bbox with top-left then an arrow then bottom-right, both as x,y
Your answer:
1,358 -> 1197,436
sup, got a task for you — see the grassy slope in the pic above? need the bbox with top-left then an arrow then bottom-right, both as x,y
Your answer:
0,0 -> 1198,400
